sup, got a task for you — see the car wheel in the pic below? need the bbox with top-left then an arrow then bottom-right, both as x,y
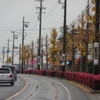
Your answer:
15,77 -> 17,81
17,71 -> 19,74
11,81 -> 14,86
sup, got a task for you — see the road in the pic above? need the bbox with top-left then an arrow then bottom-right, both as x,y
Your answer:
0,75 -> 26,100
1,74 -> 90,100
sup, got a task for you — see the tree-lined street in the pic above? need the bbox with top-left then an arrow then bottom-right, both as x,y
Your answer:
0,0 -> 100,100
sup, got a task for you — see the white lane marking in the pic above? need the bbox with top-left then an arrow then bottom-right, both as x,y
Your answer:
6,76 -> 28,100
52,79 -> 72,100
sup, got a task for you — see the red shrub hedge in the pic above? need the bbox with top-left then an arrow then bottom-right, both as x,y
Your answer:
21,69 -> 100,90
55,71 -> 64,78
64,71 -> 100,90
46,70 -> 56,76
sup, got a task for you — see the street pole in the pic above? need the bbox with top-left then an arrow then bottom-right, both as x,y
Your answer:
62,0 -> 67,72
21,17 -> 29,72
36,0 -> 46,70
45,35 -> 49,69
59,0 -> 67,72
22,17 -> 25,73
2,47 -> 5,64
37,0 -> 42,70
41,38 -> 43,69
12,32 -> 15,65
19,44 -> 21,71
93,0 -> 100,75
31,41 -> 34,69
7,39 -> 10,59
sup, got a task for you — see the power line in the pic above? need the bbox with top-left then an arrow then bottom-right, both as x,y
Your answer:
27,15 -> 39,37
0,27 -> 61,32
68,1 -> 93,30
43,3 -> 58,19
28,1 -> 36,21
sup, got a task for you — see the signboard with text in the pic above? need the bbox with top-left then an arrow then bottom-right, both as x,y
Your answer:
94,42 -> 99,65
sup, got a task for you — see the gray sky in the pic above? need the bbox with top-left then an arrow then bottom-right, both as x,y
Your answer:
0,0 -> 87,63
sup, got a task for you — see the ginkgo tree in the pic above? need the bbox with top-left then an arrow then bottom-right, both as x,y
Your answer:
75,0 -> 95,72
43,35 -> 50,69
5,57 -> 12,64
20,42 -> 36,70
48,28 -> 60,70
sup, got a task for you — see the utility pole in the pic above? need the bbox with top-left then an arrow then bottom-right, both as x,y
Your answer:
85,0 -> 89,72
19,44 -> 21,71
12,32 -> 15,65
93,0 -> 100,75
71,24 -> 75,71
7,39 -> 10,59
36,0 -> 46,70
2,47 -> 5,64
22,17 -> 25,73
11,31 -> 18,65
31,41 -> 34,69
45,35 -> 49,69
22,17 -> 29,73
41,38 -> 43,69
59,0 -> 67,72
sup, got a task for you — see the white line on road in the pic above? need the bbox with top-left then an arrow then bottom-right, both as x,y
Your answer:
52,79 -> 72,100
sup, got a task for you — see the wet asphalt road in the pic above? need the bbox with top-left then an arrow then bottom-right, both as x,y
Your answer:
0,75 -> 26,100
3,74 -> 90,100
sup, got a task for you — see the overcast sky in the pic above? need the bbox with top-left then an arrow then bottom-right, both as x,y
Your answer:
0,0 -> 87,63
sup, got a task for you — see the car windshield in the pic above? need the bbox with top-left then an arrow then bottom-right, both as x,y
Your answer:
0,69 -> 10,73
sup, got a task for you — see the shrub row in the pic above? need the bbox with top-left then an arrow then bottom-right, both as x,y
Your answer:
20,69 -> 100,90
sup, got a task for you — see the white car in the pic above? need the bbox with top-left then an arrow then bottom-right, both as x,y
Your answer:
2,65 -> 17,81
0,68 -> 15,86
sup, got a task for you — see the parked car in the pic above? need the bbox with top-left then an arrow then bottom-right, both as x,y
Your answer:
2,65 -> 17,81
0,68 -> 15,86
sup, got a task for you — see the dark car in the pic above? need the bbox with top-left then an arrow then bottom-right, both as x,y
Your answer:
2,65 -> 17,81
13,65 -> 19,74
0,68 -> 15,86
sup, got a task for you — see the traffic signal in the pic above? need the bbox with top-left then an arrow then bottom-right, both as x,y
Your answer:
3,50 -> 9,53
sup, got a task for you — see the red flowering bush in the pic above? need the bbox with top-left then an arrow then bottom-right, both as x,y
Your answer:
55,71 -> 64,78
41,70 -> 47,75
31,70 -> 46,75
33,70 -> 38,74
24,70 -> 28,74
90,75 -> 100,90
28,69 -> 33,74
46,70 -> 51,76
46,70 -> 56,76
37,70 -> 46,75
64,71 -> 100,90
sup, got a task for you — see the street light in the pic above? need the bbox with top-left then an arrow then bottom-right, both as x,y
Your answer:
22,17 -> 29,73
